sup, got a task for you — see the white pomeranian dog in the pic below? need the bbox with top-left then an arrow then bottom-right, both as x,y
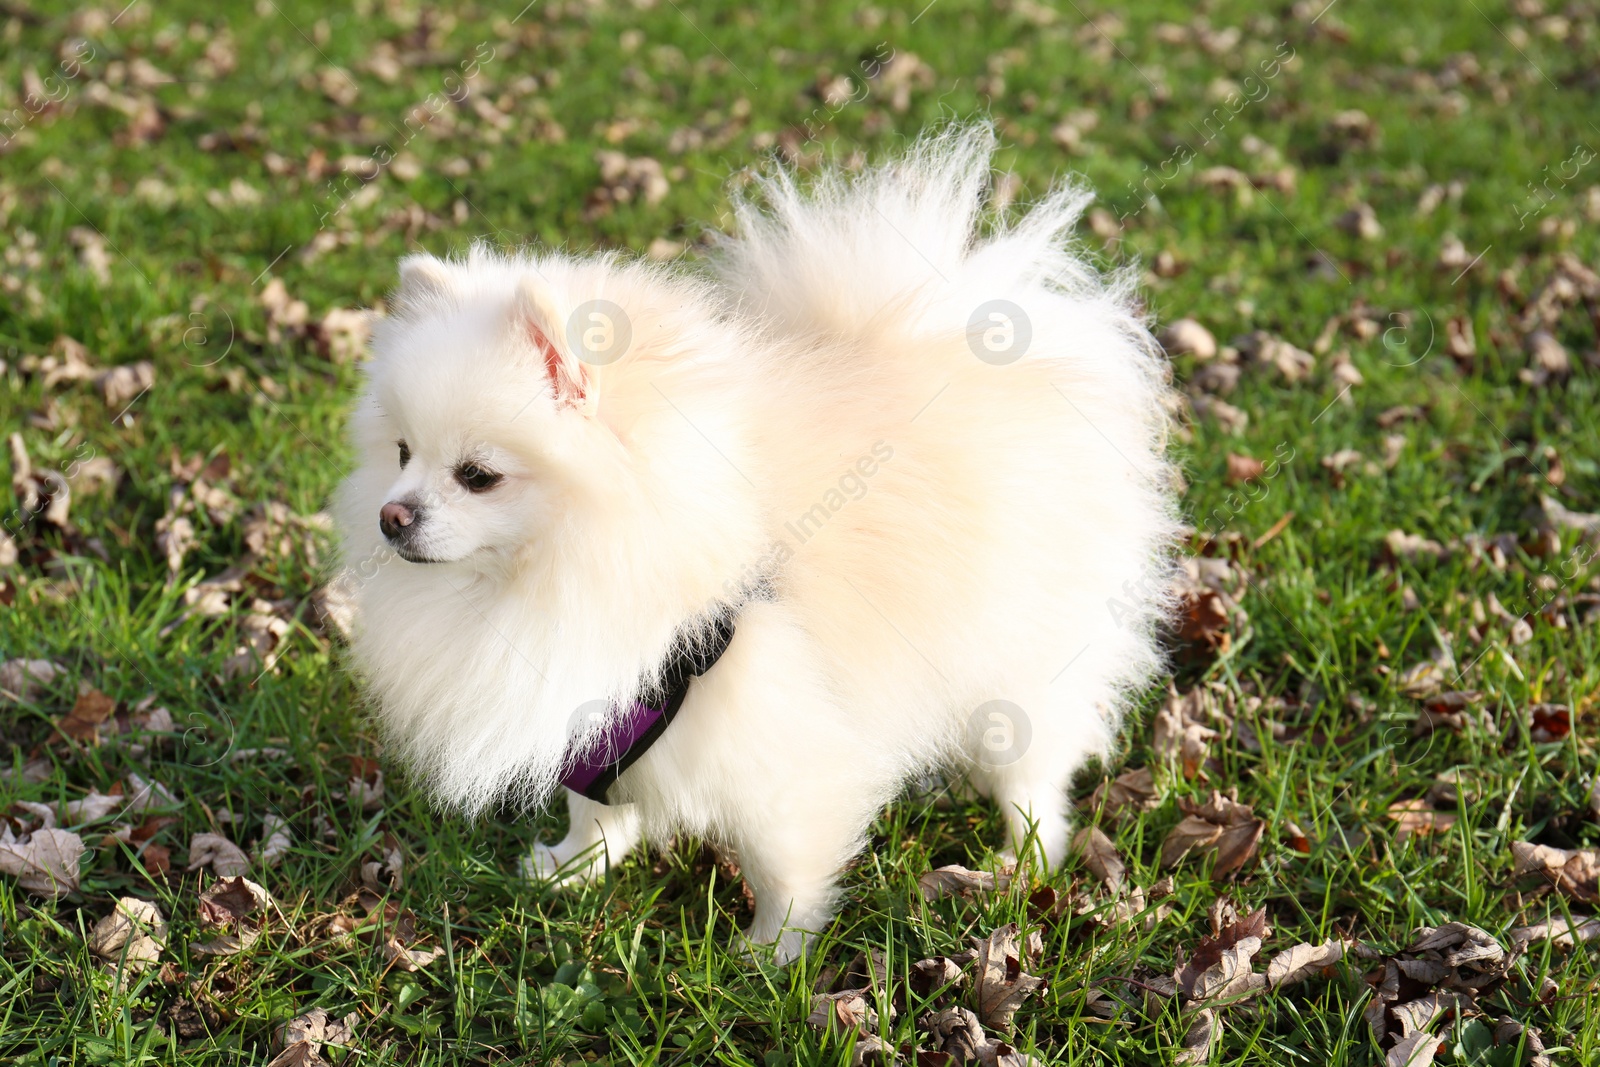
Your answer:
333,125 -> 1177,963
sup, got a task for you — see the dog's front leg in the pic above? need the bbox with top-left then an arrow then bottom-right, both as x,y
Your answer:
734,839 -> 847,966
522,788 -> 642,885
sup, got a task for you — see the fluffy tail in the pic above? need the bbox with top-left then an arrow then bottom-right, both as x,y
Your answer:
710,123 -> 1147,356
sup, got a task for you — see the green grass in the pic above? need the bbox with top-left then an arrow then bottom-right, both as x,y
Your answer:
2,0 -> 1598,1063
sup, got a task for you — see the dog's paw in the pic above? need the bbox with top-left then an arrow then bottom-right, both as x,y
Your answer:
519,842 -> 596,887
731,927 -> 814,968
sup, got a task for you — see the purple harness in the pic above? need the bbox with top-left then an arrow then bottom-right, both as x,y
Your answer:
558,610 -> 739,804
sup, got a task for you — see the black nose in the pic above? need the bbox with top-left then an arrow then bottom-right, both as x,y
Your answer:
380,500 -> 420,541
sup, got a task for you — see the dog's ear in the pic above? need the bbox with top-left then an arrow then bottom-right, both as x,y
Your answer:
513,278 -> 593,413
394,254 -> 455,315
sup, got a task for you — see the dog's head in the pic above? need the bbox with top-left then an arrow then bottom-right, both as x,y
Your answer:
344,251 -> 634,569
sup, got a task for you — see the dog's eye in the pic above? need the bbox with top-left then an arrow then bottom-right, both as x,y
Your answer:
398,441 -> 411,468
455,464 -> 503,492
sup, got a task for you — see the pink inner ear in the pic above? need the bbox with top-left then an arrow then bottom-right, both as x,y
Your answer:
530,319 -> 585,404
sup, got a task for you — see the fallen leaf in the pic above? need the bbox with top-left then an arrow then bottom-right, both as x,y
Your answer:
910,954 -> 971,997
918,1005 -> 1044,1066
919,863 -> 1012,901
1089,766 -> 1161,820
0,825 -> 84,896
1161,318 -> 1218,360
1159,791 -> 1265,878
1153,685 -> 1221,779
166,997 -> 222,1039
193,876 -> 272,955
1540,494 -> 1600,542
1526,703 -> 1570,743
382,939 -> 445,971
1386,1031 -> 1442,1067
1225,453 -> 1265,483
256,815 -> 293,868
198,875 -> 272,926
806,988 -> 884,1032
57,686 -> 117,743
1072,827 -> 1125,891
88,896 -> 167,970
95,361 -> 155,408
188,832 -> 250,877
1509,915 -> 1600,947
139,842 -> 172,880
1236,331 -> 1315,383
1175,906 -> 1269,1002
64,789 -> 124,824
267,1008 -> 360,1067
1190,394 -> 1249,434
971,923 -> 1045,1030
1387,799 -> 1458,842
1176,1007 -> 1219,1065
0,658 -> 61,702
1265,939 -> 1346,988
1494,1015 -> 1552,1067
124,772 -> 179,814
1512,841 -> 1599,902
1413,690 -> 1486,735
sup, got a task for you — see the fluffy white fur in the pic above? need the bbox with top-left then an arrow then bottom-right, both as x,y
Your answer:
333,125 -> 1178,963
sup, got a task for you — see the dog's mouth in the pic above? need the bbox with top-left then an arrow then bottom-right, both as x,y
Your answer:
394,544 -> 453,565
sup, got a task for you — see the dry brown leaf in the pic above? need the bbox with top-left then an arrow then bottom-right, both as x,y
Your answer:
971,923 -> 1045,1030
88,896 -> 167,970
1526,703 -> 1571,743
1386,1031 -> 1442,1067
1225,453 -> 1265,483
919,863 -> 1012,901
1494,1016 -> 1552,1067
192,875 -> 272,955
124,772 -> 179,814
1072,826 -> 1125,891
199,875 -> 271,926
1153,685 -> 1221,779
1387,799 -> 1458,842
1236,331 -> 1316,382
1176,1007 -> 1220,1065
806,988 -> 884,1032
57,686 -> 117,743
910,954 -> 971,997
140,842 -> 172,881
0,658 -> 61,702
1090,765 -> 1161,820
1265,938 -> 1346,988
256,815 -> 293,868
267,1007 -> 360,1067
95,361 -> 155,408
188,832 -> 250,877
1159,791 -> 1265,878
1407,922 -> 1505,971
1509,915 -> 1600,947
918,1005 -> 1044,1066
0,824 -> 84,896
1190,394 -> 1249,434
1161,318 -> 1217,360
1389,991 -> 1463,1037
1175,906 -> 1269,1002
382,938 -> 445,971
1511,841 -> 1598,902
